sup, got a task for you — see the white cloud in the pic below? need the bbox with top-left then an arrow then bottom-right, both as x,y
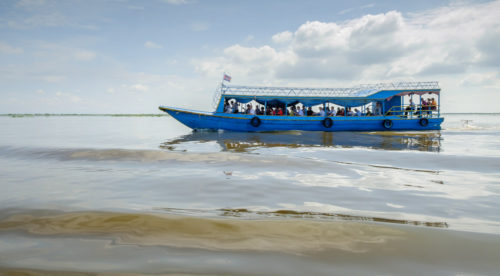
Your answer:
0,42 -> 23,54
460,72 -> 500,88
272,31 -> 293,44
144,41 -> 163,49
196,44 -> 294,80
195,1 -> 500,83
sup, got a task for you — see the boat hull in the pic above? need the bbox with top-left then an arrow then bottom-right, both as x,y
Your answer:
159,106 -> 444,132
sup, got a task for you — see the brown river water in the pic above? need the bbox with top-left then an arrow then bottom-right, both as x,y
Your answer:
0,113 -> 499,275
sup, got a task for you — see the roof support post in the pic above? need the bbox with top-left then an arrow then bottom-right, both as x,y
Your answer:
419,94 -> 422,117
438,93 -> 441,118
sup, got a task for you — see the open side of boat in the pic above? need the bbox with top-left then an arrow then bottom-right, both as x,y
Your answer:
159,81 -> 444,132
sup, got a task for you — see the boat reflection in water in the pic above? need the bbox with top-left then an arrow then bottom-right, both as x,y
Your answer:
160,130 -> 441,153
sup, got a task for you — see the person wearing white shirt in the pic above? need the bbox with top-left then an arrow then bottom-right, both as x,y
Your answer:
248,104 -> 256,115
318,107 -> 326,117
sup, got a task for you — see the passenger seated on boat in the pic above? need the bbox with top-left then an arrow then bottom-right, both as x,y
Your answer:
404,99 -> 414,117
231,101 -> 238,113
347,107 -> 353,116
297,106 -> 304,116
328,107 -> 336,116
277,107 -> 283,116
336,108 -> 343,116
421,98 -> 427,113
267,107 -> 274,115
289,106 -> 296,116
425,98 -> 432,115
248,104 -> 256,115
431,98 -> 437,112
366,107 -> 372,116
231,102 -> 238,113
326,106 -> 335,116
224,102 -> 232,113
354,108 -> 361,116
307,107 -> 313,116
404,106 -> 412,117
318,107 -> 326,117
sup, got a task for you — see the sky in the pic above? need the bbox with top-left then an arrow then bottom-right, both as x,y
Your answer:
0,0 -> 499,113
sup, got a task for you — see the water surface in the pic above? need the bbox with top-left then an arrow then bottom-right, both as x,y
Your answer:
0,113 -> 499,275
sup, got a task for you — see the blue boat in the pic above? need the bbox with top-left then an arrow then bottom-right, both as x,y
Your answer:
159,81 -> 443,132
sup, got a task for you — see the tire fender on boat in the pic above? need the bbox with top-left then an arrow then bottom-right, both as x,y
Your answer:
322,117 -> 333,128
419,118 -> 429,127
383,119 -> 393,129
250,116 -> 261,127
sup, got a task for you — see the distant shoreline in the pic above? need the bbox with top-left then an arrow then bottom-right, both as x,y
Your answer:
0,113 -> 170,117
0,113 -> 498,117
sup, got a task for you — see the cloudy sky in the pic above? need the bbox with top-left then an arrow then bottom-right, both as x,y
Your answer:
1,0 -> 499,113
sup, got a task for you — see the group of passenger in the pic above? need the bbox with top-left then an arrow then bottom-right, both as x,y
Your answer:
223,101 -> 377,117
223,97 -> 438,117
404,98 -> 438,117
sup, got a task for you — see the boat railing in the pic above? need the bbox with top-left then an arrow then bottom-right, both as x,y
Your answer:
219,81 -> 440,97
211,83 -> 224,110
385,105 -> 440,119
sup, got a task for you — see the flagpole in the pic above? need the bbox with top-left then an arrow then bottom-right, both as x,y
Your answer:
221,72 -> 226,95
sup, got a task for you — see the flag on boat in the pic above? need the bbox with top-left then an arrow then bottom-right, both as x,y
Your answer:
223,74 -> 231,82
